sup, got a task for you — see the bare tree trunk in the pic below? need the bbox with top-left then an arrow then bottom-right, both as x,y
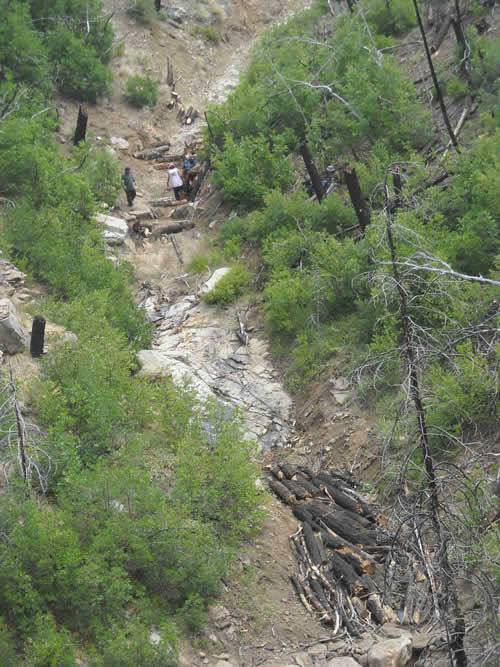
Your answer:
383,180 -> 467,667
73,104 -> 88,145
343,166 -> 371,234
300,142 -> 323,203
412,0 -> 459,151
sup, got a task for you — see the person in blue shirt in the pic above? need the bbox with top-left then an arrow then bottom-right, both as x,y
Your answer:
121,167 -> 136,207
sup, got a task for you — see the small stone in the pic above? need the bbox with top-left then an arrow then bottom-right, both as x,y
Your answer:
327,658 -> 362,667
0,299 -> 27,354
293,652 -> 314,667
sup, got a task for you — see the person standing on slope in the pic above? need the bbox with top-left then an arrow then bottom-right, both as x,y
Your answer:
121,167 -> 136,207
167,163 -> 184,201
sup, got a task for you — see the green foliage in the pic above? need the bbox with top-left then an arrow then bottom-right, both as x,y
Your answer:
125,74 -> 160,108
365,0 -> 416,36
96,618 -> 178,666
193,24 -> 220,43
202,264 -> 251,305
46,25 -> 112,102
23,612 -> 77,666
0,617 -> 19,666
446,75 -> 469,99
187,251 -> 210,274
76,143 -> 122,206
213,133 -> 294,209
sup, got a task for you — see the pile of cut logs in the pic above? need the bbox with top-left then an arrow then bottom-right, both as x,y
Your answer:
268,464 -> 399,637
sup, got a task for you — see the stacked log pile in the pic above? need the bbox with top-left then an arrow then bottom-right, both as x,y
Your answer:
268,464 -> 399,637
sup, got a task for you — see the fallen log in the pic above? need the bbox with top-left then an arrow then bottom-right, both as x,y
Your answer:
278,463 -> 299,479
312,475 -> 374,519
133,145 -> 171,160
269,478 -> 296,505
302,581 -> 333,624
316,510 -> 377,546
302,522 -> 323,566
292,504 -> 314,524
281,479 -> 311,500
152,154 -> 185,167
330,551 -> 361,594
295,476 -> 322,497
290,575 -> 312,612
316,522 -> 380,566
151,221 -> 195,238
268,464 -> 285,480
148,197 -> 178,207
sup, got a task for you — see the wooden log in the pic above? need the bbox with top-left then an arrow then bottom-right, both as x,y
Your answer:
30,315 -> 46,357
148,197 -> 177,207
319,530 -> 344,550
330,551 -> 360,594
292,504 -> 314,524
151,221 -> 195,238
281,479 -> 311,500
315,510 -> 377,546
343,165 -> 371,235
267,464 -> 284,480
309,576 -> 333,614
278,463 -> 298,479
295,476 -> 322,497
339,549 -> 374,577
269,478 -> 296,504
73,104 -> 88,145
366,593 -> 384,625
312,476 -> 374,519
316,521 -> 379,566
133,145 -> 171,160
302,581 -> 333,624
302,522 -> 323,566
290,575 -> 312,612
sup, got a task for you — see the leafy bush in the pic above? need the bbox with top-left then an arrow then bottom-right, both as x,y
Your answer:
124,75 -> 159,108
365,0 -> 416,36
96,618 -> 178,666
46,25 -> 112,102
202,264 -> 250,305
193,24 -> 220,43
126,0 -> 156,23
213,133 -> 294,209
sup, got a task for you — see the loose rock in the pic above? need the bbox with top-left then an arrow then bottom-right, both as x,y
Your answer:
367,637 -> 412,667
0,298 -> 28,354
95,213 -> 129,245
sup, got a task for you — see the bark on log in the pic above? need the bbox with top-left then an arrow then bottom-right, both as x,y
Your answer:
148,198 -> 178,207
30,315 -> 46,357
293,504 -> 314,524
312,475 -> 374,519
315,509 -> 377,545
343,166 -> 371,234
290,575 -> 312,612
151,222 -> 195,238
278,463 -> 299,479
73,105 -> 88,145
330,551 -> 360,593
268,464 -> 285,480
281,479 -> 311,500
302,582 -> 333,623
269,478 -> 296,504
295,476 -> 322,497
303,522 -> 323,566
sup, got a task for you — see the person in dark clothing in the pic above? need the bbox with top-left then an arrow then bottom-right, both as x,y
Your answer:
121,167 -> 136,207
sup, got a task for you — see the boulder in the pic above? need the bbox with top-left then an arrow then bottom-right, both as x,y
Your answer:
0,298 -> 28,354
110,136 -> 129,150
95,213 -> 129,245
327,658 -> 363,667
200,267 -> 230,294
0,261 -> 25,287
367,638 -> 412,667
170,203 -> 194,220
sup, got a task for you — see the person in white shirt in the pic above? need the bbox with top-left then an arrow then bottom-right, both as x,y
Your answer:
167,163 -> 184,201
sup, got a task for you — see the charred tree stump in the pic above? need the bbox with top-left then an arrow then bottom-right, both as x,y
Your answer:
282,479 -> 311,500
430,15 -> 452,53
343,166 -> 371,235
73,105 -> 88,145
269,478 -> 296,504
300,141 -> 323,203
155,0 -> 161,10
30,315 -> 46,358
393,171 -> 402,210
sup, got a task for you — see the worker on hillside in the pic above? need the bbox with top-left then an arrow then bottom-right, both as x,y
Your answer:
167,163 -> 184,201
121,167 -> 136,207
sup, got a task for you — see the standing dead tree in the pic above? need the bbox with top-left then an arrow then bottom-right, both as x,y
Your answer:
0,371 -> 52,492
351,164 -> 498,665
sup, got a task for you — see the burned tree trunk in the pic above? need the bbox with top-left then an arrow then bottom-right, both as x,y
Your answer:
73,105 -> 88,145
343,166 -> 371,235
300,141 -> 323,203
30,315 -> 46,358
189,161 -> 210,202
155,0 -> 161,11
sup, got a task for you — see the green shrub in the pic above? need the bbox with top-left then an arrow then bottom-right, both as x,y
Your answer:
202,264 -> 250,305
0,617 -> 19,666
46,25 -> 112,102
96,618 -> 178,666
213,133 -> 294,209
446,75 -> 469,99
187,252 -> 210,274
365,0 -> 416,36
23,612 -> 76,666
193,24 -> 220,43
124,74 -> 159,108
